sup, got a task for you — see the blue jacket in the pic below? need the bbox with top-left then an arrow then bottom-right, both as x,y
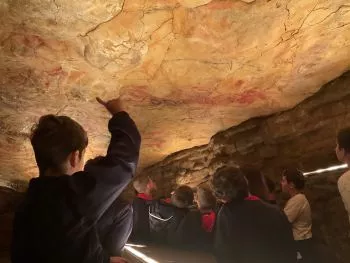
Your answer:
11,111 -> 141,263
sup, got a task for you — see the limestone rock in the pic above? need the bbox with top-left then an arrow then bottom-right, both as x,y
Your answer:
0,0 -> 350,182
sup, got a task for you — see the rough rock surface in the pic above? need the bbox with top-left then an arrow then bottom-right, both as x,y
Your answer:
141,72 -> 350,192
0,0 -> 349,181
140,71 -> 350,262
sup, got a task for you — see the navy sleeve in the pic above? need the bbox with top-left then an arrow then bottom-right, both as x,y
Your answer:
102,204 -> 133,256
72,111 -> 141,224
104,111 -> 141,166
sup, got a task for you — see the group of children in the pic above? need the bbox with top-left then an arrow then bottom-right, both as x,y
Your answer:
129,156 -> 349,263
130,177 -> 217,251
129,167 -> 317,263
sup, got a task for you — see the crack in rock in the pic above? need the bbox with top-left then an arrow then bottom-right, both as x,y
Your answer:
308,4 -> 350,26
79,0 -> 125,37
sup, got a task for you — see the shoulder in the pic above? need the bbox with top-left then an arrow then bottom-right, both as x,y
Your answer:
338,171 -> 350,187
295,193 -> 308,202
286,193 -> 308,206
68,171 -> 96,195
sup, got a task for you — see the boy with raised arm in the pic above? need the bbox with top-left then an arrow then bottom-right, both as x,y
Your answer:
12,97 -> 141,263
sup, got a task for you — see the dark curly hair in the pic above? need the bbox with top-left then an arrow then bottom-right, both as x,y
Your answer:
211,167 -> 249,202
31,114 -> 88,176
171,185 -> 194,208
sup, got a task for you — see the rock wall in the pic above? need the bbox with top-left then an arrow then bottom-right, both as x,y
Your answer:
141,71 -> 350,262
305,171 -> 350,262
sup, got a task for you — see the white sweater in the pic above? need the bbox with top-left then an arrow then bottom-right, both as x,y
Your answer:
284,193 -> 312,241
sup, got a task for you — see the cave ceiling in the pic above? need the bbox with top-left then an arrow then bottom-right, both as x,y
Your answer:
0,0 -> 349,181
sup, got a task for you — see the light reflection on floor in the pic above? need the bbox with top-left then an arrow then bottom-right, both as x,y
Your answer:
124,245 -> 159,263
123,244 -> 215,263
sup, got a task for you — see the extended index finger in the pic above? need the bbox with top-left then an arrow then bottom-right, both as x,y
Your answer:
96,97 -> 107,106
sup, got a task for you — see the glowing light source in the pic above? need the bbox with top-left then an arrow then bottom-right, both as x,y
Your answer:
303,164 -> 348,176
124,245 -> 159,263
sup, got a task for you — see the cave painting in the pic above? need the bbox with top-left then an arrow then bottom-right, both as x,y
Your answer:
0,0 -> 349,180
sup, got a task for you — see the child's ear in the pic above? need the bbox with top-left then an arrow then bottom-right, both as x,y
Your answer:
69,150 -> 80,168
290,182 -> 296,189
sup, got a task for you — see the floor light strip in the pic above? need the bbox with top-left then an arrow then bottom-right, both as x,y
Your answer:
124,246 -> 159,263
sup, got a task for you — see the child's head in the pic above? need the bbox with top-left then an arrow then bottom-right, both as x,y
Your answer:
281,168 -> 305,194
171,185 -> 194,208
133,176 -> 157,196
30,114 -> 88,176
196,186 -> 216,211
211,167 -> 249,203
240,165 -> 269,200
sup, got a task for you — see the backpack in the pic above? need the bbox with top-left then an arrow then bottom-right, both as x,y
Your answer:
148,200 -> 186,244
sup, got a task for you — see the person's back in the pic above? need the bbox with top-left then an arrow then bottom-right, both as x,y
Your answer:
176,185 -> 217,251
148,199 -> 185,243
129,176 -> 157,243
130,196 -> 153,243
149,185 -> 194,245
211,167 -> 295,263
12,97 -> 141,263
216,199 -> 294,263
13,176 -> 87,263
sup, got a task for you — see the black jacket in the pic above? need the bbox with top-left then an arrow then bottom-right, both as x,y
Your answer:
148,200 -> 189,245
129,196 -> 153,243
172,209 -> 215,251
11,112 -> 141,263
214,199 -> 295,263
